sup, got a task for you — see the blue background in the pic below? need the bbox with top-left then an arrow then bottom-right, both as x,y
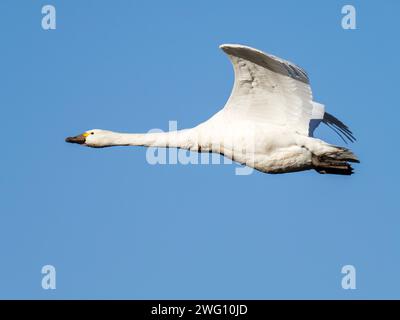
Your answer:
1,0 -> 399,299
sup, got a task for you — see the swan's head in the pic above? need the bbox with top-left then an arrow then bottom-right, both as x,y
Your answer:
65,129 -> 115,148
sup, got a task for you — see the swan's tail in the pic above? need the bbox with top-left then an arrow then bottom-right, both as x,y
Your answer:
312,146 -> 360,175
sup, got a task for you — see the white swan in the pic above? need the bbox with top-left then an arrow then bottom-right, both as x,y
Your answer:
66,44 -> 359,175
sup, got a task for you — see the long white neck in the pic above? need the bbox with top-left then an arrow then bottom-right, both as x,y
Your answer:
107,128 -> 199,150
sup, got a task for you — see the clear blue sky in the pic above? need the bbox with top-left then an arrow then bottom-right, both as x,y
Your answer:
1,0 -> 399,299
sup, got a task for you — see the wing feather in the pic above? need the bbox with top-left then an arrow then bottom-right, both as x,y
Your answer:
219,44 -> 356,142
220,44 -> 313,136
323,112 -> 356,143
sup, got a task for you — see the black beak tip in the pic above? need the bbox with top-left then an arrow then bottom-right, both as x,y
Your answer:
65,135 -> 86,144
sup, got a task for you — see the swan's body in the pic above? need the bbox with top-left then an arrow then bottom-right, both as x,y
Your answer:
66,44 -> 359,175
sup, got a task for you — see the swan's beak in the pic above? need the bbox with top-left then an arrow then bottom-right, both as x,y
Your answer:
65,134 -> 86,145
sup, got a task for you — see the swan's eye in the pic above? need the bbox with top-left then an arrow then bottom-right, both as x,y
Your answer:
91,132 -> 94,135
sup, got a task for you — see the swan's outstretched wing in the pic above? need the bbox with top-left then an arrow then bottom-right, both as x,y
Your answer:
220,44 -> 356,142
220,44 -> 313,136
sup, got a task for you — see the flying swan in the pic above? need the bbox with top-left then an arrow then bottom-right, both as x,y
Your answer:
66,44 -> 359,175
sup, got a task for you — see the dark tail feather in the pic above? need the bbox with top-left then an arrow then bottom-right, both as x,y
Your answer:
323,112 -> 356,144
312,147 -> 360,176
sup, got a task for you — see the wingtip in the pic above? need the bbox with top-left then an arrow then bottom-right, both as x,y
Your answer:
219,43 -> 240,49
219,43 -> 256,52
219,44 -> 237,53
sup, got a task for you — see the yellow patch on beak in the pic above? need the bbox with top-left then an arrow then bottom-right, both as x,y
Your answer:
82,132 -> 90,137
